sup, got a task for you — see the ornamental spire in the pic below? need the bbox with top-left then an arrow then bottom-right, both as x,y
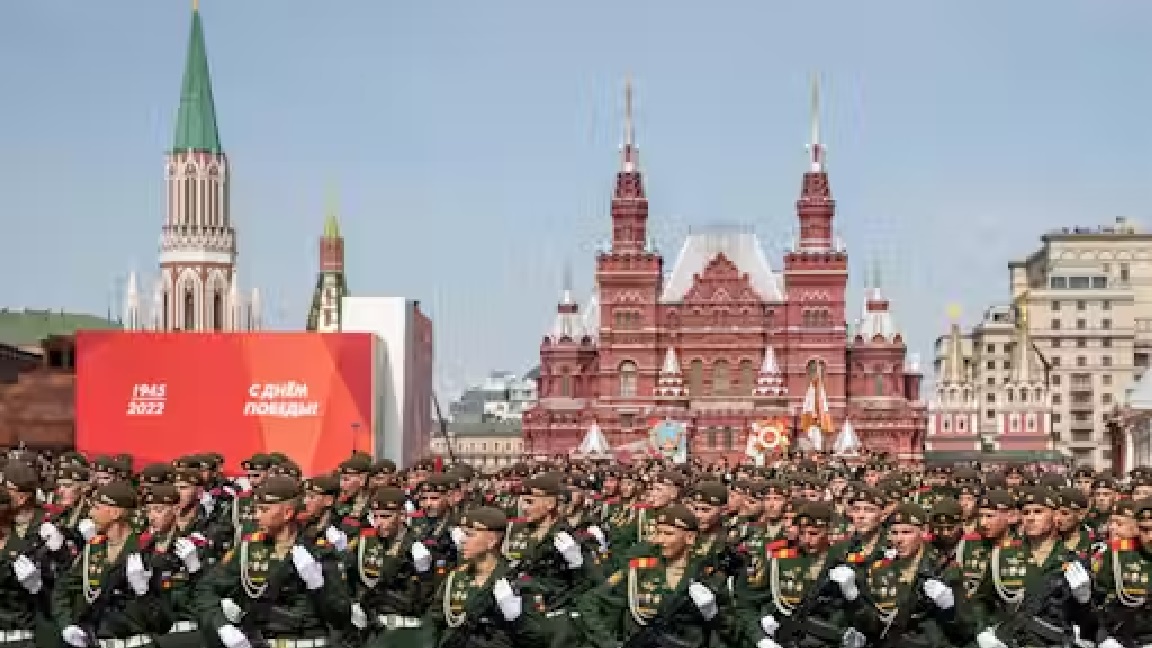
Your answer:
808,72 -> 824,173
172,2 -> 222,153
621,75 -> 639,173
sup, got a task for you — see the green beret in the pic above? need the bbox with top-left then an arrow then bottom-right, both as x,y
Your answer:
270,462 -> 302,479
849,486 -> 886,508
57,452 -> 89,468
653,471 -> 687,489
784,497 -> 806,514
602,465 -> 624,479
1094,475 -> 1117,491
371,459 -> 397,475
304,475 -> 340,497
952,467 -> 979,484
241,454 -> 271,471
57,465 -> 90,483
252,476 -> 301,504
763,480 -> 789,496
690,481 -> 729,507
984,473 -> 1007,489
370,487 -> 406,511
266,453 -> 289,465
1038,473 -> 1067,489
3,463 -> 38,493
172,468 -> 204,487
459,506 -> 507,532
795,501 -> 834,527
1072,467 -> 1095,480
569,474 -> 595,491
1019,487 -> 1058,509
339,454 -> 372,475
977,489 -> 1015,510
1057,487 -> 1088,510
95,481 -> 138,509
1114,498 -> 1138,518
139,463 -> 172,485
413,458 -> 436,472
145,484 -> 180,506
452,464 -> 476,481
890,502 -> 928,526
423,473 -> 457,493
92,456 -> 120,473
929,497 -> 963,525
655,503 -> 698,532
1135,497 -> 1152,521
521,472 -> 563,497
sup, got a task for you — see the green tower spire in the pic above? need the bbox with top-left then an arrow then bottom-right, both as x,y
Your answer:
172,7 -> 222,154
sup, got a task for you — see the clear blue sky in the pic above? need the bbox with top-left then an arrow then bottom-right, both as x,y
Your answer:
3,1 -> 1151,399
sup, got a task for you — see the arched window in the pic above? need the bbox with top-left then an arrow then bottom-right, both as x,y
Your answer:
560,370 -> 571,397
618,361 -> 638,397
184,177 -> 196,225
713,360 -> 730,396
873,375 -> 883,396
689,359 -> 704,396
212,291 -> 224,331
739,359 -> 756,395
184,288 -> 195,331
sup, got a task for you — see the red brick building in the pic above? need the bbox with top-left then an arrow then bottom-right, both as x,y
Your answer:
522,82 -> 927,464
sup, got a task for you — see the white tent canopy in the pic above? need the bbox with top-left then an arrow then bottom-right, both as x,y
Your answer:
834,419 -> 862,456
575,423 -> 613,457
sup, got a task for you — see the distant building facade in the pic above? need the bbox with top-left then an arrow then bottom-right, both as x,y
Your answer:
429,420 -> 524,470
450,371 -> 538,423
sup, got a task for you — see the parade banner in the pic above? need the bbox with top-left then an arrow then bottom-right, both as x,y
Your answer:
745,418 -> 790,466
75,331 -> 377,475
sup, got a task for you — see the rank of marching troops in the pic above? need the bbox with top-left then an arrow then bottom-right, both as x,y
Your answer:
4,450 -> 1152,648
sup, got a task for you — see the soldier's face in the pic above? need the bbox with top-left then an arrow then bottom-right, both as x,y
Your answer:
54,481 -> 82,507
977,508 -> 1007,538
460,528 -> 498,561
1019,504 -> 1054,538
1074,478 -> 1093,495
958,493 -> 976,519
420,492 -> 446,516
174,482 -> 197,509
1139,519 -> 1152,550
1135,485 -> 1152,500
340,473 -> 366,495
763,494 -> 786,519
1053,508 -> 1078,534
146,503 -> 176,531
689,502 -> 721,531
1094,489 -> 1116,512
798,524 -> 828,553
520,495 -> 554,522
602,477 -> 618,494
648,483 -> 677,508
372,509 -> 400,537
89,502 -> 121,531
851,502 -> 882,534
256,502 -> 295,533
1108,515 -> 1137,541
888,523 -> 922,558
653,524 -> 693,559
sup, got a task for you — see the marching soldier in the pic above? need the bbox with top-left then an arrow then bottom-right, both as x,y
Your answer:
1095,497 -> 1152,648
411,473 -> 461,576
193,476 -> 351,648
53,481 -> 175,648
422,506 -> 551,648
140,483 -> 210,648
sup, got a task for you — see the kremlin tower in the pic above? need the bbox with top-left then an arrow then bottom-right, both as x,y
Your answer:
306,197 -> 349,332
125,4 -> 259,331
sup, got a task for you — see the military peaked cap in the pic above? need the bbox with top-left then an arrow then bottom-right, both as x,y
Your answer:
655,503 -> 698,532
253,476 -> 301,504
370,487 -> 406,511
145,484 -> 180,506
459,507 -> 507,532
95,481 -> 138,509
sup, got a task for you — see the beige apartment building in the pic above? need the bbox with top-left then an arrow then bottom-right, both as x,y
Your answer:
934,218 -> 1152,469
429,420 -> 524,470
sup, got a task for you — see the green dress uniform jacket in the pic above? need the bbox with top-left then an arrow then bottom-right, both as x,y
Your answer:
421,558 -> 551,648
147,529 -> 211,648
571,554 -> 729,648
846,547 -> 975,648
1092,538 -> 1152,646
51,532 -> 175,641
0,512 -> 73,648
192,532 -> 351,643
736,543 -> 850,648
501,519 -> 602,611
345,526 -> 433,647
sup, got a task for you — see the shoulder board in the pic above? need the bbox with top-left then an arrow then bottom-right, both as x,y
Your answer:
222,549 -> 234,564
407,510 -> 425,519
341,516 -> 361,528
43,503 -> 64,517
629,557 -> 658,569
873,558 -> 892,569
508,517 -> 528,525
962,532 -> 983,541
633,503 -> 652,510
774,548 -> 799,559
766,539 -> 789,551
1000,538 -> 1020,548
244,532 -> 266,543
360,527 -> 377,538
89,535 -> 107,546
846,551 -> 865,564
138,532 -> 153,547
239,490 -> 253,498
608,570 -> 624,586
1110,538 -> 1137,552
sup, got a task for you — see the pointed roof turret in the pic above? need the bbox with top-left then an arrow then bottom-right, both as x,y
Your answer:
613,76 -> 645,202
1010,293 -> 1036,384
323,189 -> 341,239
855,257 -> 897,341
754,344 -> 787,397
942,304 -> 966,384
656,347 -> 684,397
795,73 -> 834,252
172,4 -> 223,154
808,72 -> 825,173
549,270 -> 584,342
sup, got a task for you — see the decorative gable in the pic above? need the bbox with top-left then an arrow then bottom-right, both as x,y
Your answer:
682,254 -> 762,304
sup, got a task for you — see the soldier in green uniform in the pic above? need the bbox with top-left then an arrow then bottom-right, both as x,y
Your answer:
140,483 -> 211,648
345,487 -> 433,647
422,506 -> 550,648
572,503 -> 731,648
972,486 -> 1096,648
742,501 -> 853,648
839,501 -> 975,648
1055,487 -> 1096,557
53,481 -> 175,648
1095,497 -> 1152,648
832,486 -> 889,574
50,464 -> 93,541
957,488 -> 1013,613
299,474 -> 350,550
0,487 -> 51,648
135,463 -> 171,532
226,454 -> 271,551
193,475 -> 351,648
609,470 -> 683,567
1088,473 -> 1119,536
334,454 -> 373,536
411,473 -> 461,575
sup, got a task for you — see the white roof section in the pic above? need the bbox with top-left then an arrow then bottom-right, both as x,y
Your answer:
581,290 -> 600,340
854,288 -> 898,340
660,229 -> 784,303
834,419 -> 862,456
575,423 -> 613,457
1128,370 -> 1152,410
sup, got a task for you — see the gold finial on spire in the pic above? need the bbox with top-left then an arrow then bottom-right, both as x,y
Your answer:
946,303 -> 961,321
192,0 -> 199,12
323,182 -> 340,239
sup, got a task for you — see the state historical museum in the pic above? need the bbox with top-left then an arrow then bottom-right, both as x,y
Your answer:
521,81 -> 928,464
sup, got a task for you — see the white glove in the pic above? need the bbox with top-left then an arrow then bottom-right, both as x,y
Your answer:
234,477 -> 252,492
1064,561 -> 1091,603
175,537 -> 201,574
976,629 -> 1007,648
221,598 -> 243,624
922,578 -> 955,609
760,613 -> 780,637
38,522 -> 64,551
324,525 -> 349,552
350,602 -> 368,629
688,581 -> 718,620
829,565 -> 859,601
12,555 -> 42,594
842,627 -> 866,648
757,639 -> 783,648
125,553 -> 151,596
61,625 -> 89,647
1100,638 -> 1124,648
553,531 -> 584,569
411,541 -> 432,573
405,500 -> 416,514
217,624 -> 253,648
450,526 -> 467,549
199,490 -> 215,515
587,525 -> 608,551
291,545 -> 324,590
222,485 -> 237,499
77,518 -> 97,542
493,577 -> 522,621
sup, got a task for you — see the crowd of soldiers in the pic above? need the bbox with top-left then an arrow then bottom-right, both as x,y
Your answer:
0,447 -> 1149,647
